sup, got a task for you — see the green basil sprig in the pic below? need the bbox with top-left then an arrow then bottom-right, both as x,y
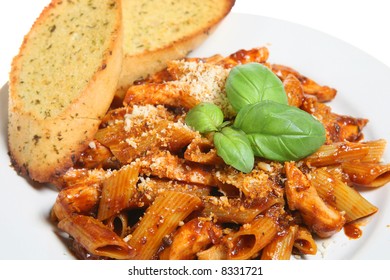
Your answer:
225,62 -> 288,112
184,62 -> 326,174
233,100 -> 326,161
214,127 -> 254,173
185,102 -> 224,133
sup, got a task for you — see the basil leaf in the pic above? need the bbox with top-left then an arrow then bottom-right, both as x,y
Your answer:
214,127 -> 254,173
225,62 -> 288,112
234,100 -> 326,161
185,102 -> 224,133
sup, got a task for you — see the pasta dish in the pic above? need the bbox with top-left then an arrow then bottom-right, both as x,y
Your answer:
50,46 -> 390,260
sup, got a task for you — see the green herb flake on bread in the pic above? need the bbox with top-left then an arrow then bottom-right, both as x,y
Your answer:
8,0 -> 123,182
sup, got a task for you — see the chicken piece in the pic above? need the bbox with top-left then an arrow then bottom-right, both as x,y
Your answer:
284,162 -> 345,238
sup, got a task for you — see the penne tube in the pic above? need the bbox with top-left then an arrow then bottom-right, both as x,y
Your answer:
127,191 -> 202,260
360,139 -> 387,163
341,161 -> 390,187
136,178 -> 211,206
165,121 -> 200,153
305,141 -> 374,167
98,177 -> 210,213
224,215 -> 279,260
105,213 -> 129,238
58,215 -> 134,260
97,163 -> 140,221
310,168 -> 378,222
293,226 -> 317,255
261,225 -> 299,260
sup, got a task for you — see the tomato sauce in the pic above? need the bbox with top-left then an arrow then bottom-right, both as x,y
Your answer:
344,223 -> 362,239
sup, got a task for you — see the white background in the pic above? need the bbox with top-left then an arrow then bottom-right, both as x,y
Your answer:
1,0 -> 390,84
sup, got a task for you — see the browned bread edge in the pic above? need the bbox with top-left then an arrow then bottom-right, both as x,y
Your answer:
8,0 -> 123,183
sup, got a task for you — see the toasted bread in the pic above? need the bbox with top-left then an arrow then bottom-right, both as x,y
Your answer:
116,0 -> 235,98
8,0 -> 123,182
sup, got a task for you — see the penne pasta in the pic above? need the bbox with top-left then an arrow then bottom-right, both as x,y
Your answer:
304,141 -> 379,167
97,163 -> 140,221
310,168 -> 378,222
223,214 -> 279,260
261,225 -> 299,260
341,161 -> 390,187
293,227 -> 317,255
136,177 -> 211,205
105,213 -> 129,238
360,139 -> 387,163
126,191 -> 202,259
58,215 -> 134,260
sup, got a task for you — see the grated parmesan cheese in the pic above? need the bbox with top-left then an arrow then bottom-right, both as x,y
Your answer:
125,138 -> 138,148
88,141 -> 96,149
123,104 -> 162,132
171,60 -> 236,118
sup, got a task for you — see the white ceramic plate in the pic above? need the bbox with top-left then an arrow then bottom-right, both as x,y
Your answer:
1,13 -> 390,260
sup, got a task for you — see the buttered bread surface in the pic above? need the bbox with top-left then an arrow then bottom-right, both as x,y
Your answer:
8,0 -> 123,182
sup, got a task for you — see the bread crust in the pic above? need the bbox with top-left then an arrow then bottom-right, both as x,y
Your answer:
116,0 -> 235,98
8,0 -> 123,182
